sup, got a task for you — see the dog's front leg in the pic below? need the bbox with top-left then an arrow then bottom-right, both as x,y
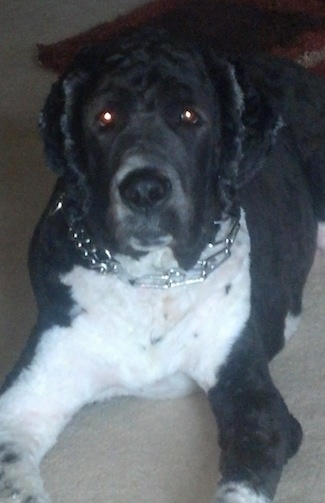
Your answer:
207,326 -> 302,503
0,322 -> 99,503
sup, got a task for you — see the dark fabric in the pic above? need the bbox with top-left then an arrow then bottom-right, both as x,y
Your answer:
37,0 -> 325,76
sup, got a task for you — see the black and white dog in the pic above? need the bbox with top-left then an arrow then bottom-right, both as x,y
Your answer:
1,27 -> 325,503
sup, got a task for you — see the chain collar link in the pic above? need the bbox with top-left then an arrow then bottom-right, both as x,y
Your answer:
129,219 -> 240,288
50,193 -> 240,289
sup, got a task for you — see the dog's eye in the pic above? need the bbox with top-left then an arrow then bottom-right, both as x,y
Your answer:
180,109 -> 200,125
97,110 -> 117,127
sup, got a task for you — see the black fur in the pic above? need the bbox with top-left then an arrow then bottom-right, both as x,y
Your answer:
2,27 -> 325,502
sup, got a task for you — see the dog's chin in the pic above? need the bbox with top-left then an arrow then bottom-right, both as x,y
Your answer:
128,234 -> 173,253
115,235 -> 179,278
125,227 -> 213,270
117,232 -> 203,274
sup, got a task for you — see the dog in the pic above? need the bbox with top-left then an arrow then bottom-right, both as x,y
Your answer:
0,27 -> 325,503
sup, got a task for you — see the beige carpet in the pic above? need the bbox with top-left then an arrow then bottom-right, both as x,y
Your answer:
0,1 -> 324,502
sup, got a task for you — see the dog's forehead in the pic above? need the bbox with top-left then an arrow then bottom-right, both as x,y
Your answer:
92,44 -> 211,98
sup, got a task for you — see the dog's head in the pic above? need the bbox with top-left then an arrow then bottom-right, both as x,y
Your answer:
40,28 -> 281,269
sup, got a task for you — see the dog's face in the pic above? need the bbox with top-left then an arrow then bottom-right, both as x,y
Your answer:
40,29 -> 280,268
81,44 -> 222,267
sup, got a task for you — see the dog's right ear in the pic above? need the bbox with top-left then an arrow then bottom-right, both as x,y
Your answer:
39,78 -> 67,176
39,45 -> 110,177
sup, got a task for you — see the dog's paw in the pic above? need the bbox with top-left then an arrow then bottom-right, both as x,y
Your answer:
0,442 -> 50,503
214,483 -> 271,503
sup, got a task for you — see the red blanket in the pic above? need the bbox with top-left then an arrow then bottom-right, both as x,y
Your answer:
37,0 -> 325,76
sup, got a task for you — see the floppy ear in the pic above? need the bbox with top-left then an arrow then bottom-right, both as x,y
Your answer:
204,52 -> 282,211
39,46 -> 109,221
39,45 -> 108,176
212,59 -> 245,180
39,78 -> 67,176
232,59 -> 284,187
203,56 -> 245,213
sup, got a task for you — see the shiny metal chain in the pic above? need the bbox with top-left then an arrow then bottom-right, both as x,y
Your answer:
50,192 -> 240,288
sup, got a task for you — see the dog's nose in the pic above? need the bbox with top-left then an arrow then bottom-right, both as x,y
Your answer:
119,168 -> 172,210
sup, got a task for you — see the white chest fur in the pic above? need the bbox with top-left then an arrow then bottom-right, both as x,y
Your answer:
58,211 -> 251,400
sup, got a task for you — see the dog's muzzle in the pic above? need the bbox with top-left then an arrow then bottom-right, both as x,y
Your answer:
111,153 -> 193,256
118,167 -> 172,211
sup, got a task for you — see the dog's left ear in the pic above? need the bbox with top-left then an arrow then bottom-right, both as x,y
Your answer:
232,58 -> 284,187
205,52 -> 283,197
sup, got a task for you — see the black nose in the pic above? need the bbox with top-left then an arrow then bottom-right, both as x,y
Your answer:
119,168 -> 172,211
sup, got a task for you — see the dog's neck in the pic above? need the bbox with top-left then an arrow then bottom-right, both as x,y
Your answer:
50,192 -> 240,289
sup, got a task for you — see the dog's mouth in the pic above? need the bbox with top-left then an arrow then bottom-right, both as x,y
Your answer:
129,233 -> 173,252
